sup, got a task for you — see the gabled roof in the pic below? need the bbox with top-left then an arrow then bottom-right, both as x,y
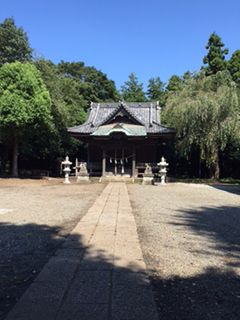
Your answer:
98,102 -> 145,126
68,101 -> 175,135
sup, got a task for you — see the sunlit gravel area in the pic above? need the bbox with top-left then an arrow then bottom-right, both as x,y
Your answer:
128,183 -> 240,320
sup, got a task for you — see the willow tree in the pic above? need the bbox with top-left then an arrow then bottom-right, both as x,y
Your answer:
163,71 -> 239,179
0,62 -> 52,177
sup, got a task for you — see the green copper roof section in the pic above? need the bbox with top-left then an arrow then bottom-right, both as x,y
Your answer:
91,124 -> 147,136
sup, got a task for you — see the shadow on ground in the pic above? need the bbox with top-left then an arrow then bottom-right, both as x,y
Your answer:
1,205 -> 240,319
211,184 -> 240,195
152,204 -> 240,320
0,223 -> 65,320
0,222 -> 157,320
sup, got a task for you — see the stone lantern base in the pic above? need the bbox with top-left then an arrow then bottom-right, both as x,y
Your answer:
142,163 -> 154,185
77,175 -> 90,184
142,175 -> 154,185
76,162 -> 90,184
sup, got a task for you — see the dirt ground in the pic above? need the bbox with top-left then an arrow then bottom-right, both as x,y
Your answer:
128,183 -> 240,320
0,179 -> 104,320
1,180 -> 240,320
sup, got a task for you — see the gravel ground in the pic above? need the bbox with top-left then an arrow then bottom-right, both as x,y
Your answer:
0,179 -> 104,320
128,183 -> 240,320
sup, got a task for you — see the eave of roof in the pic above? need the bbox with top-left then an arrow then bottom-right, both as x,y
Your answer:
67,101 -> 176,136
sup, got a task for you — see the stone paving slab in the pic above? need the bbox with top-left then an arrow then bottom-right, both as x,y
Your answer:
5,183 -> 158,320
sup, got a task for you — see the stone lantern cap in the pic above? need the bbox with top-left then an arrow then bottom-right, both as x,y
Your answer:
158,157 -> 168,167
62,156 -> 72,166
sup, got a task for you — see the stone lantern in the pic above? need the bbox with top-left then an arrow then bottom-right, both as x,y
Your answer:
62,156 -> 72,184
158,157 -> 169,185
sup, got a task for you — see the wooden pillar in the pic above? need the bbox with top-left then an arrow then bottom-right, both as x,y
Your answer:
114,148 -> 117,175
87,143 -> 91,174
132,147 -> 136,177
122,148 -> 125,175
102,149 -> 106,176
87,143 -> 90,165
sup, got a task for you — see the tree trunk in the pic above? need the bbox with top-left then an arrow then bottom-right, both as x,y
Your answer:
11,136 -> 19,177
198,156 -> 202,178
214,154 -> 220,180
210,152 -> 220,180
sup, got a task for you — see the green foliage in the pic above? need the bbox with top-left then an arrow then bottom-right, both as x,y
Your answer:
0,18 -> 32,65
0,62 -> 51,129
147,77 -> 165,105
121,73 -> 145,102
166,75 -> 183,92
203,32 -> 229,75
228,50 -> 240,85
0,62 -> 52,176
163,71 -> 240,178
34,59 -> 119,162
58,61 -> 119,102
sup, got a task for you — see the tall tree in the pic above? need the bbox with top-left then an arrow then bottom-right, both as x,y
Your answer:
228,50 -> 240,85
121,73 -> 145,102
58,61 -> 119,102
163,71 -> 239,179
34,59 -> 86,161
203,32 -> 228,75
166,75 -> 183,92
0,18 -> 32,65
147,77 -> 165,103
0,62 -> 52,176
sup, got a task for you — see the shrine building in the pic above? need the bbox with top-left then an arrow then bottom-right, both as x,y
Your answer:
68,101 -> 175,179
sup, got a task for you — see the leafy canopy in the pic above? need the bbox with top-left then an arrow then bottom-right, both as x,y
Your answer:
0,62 -> 52,130
0,18 -> 32,65
228,50 -> 240,85
121,73 -> 145,102
166,75 -> 183,92
147,77 -> 165,104
203,32 -> 228,75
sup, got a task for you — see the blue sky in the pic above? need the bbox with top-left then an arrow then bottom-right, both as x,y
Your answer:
0,0 -> 239,89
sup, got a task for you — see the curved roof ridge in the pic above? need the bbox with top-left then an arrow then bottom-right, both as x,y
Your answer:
97,101 -> 145,127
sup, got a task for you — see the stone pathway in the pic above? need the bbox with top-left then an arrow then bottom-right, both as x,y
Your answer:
6,183 -> 158,320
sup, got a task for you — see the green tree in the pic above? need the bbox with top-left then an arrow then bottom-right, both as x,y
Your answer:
166,75 -> 183,92
203,32 -> 228,75
163,71 -> 239,179
228,50 -> 240,85
147,77 -> 165,103
58,61 -> 119,102
0,62 -> 52,176
121,73 -> 145,102
0,18 -> 32,65
33,59 -> 86,163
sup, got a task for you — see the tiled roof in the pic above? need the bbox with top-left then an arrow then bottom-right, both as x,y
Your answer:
68,102 -> 175,135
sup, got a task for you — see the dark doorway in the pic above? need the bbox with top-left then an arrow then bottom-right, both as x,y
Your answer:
106,147 -> 133,176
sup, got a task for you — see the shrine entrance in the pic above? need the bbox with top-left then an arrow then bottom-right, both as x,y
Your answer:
105,147 -> 133,176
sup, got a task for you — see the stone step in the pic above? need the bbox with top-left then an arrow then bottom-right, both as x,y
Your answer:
100,175 -> 135,183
